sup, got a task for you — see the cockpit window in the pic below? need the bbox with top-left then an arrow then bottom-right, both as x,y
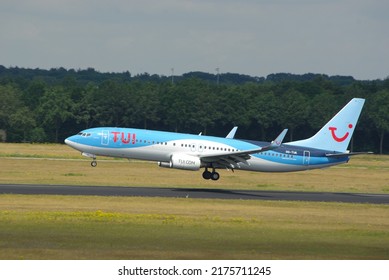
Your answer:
78,132 -> 91,137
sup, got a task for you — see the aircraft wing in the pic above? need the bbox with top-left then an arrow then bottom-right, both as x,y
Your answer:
200,129 -> 288,169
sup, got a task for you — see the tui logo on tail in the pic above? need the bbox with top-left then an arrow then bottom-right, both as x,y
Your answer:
328,124 -> 353,142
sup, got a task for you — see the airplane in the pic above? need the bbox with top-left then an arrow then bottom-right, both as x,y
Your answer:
65,98 -> 369,181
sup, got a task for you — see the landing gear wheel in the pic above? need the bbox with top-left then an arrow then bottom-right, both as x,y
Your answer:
202,170 -> 212,180
91,160 -> 97,167
211,171 -> 220,181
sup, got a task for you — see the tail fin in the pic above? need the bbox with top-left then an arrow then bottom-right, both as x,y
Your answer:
287,98 -> 365,152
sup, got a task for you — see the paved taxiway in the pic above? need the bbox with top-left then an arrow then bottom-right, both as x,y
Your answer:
1,184 -> 389,204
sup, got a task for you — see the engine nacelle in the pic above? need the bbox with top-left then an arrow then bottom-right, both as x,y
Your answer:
158,161 -> 172,168
158,154 -> 201,171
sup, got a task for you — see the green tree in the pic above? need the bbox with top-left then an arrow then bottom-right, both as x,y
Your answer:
369,90 -> 389,154
160,84 -> 189,132
73,83 -> 98,129
9,107 -> 36,141
278,89 -> 309,141
217,85 -> 252,130
37,87 -> 74,142
161,78 -> 218,134
0,84 -> 22,129
131,82 -> 160,129
307,91 -> 339,131
93,80 -> 129,126
249,89 -> 277,140
23,80 -> 46,110
185,81 -> 219,135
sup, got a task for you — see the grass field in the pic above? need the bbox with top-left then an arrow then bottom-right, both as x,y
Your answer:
1,143 -> 389,259
1,195 -> 388,260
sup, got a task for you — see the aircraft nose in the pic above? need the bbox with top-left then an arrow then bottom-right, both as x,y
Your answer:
64,135 -> 83,152
64,136 -> 77,147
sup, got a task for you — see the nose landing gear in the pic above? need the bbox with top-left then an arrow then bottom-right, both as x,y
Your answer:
81,152 -> 97,167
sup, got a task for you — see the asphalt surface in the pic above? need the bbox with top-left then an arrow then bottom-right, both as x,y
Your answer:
1,183 -> 389,204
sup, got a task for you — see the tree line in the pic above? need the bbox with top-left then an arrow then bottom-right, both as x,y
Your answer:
1,66 -> 388,153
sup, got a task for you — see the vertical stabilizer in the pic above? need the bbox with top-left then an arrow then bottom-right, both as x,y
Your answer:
287,98 -> 365,152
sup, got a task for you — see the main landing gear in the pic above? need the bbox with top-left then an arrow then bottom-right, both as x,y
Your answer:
91,160 -> 97,167
202,168 -> 220,181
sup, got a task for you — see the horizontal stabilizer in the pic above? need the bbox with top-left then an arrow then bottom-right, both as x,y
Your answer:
325,151 -> 373,158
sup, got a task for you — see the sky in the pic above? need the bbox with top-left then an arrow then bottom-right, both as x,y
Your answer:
0,0 -> 388,80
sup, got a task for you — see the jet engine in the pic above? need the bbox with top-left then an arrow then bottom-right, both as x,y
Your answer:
158,154 -> 201,171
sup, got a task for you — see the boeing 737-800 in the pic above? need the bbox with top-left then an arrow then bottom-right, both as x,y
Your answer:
65,98 -> 367,180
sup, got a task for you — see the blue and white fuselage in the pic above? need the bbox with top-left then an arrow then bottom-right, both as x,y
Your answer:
65,98 -> 367,180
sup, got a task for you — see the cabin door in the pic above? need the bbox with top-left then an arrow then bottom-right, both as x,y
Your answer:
303,150 -> 310,165
101,130 -> 110,145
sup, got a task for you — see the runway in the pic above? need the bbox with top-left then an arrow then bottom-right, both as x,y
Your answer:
1,183 -> 389,204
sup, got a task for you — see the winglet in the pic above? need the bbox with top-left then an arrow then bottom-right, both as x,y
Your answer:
257,129 -> 288,152
226,126 -> 238,139
269,129 -> 288,148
